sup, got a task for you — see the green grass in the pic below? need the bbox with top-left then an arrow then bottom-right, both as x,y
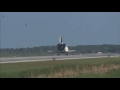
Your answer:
0,57 -> 120,78
75,68 -> 120,78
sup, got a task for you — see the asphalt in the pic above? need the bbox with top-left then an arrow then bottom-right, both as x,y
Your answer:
0,53 -> 119,63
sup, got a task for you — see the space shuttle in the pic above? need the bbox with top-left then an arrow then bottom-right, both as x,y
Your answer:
57,35 -> 76,55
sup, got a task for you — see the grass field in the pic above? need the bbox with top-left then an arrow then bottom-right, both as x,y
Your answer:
0,57 -> 120,78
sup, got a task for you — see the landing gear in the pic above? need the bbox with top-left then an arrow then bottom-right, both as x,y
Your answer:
66,53 -> 68,55
57,52 -> 68,55
57,53 -> 60,55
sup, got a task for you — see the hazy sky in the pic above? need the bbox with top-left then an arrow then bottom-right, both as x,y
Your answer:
0,12 -> 120,48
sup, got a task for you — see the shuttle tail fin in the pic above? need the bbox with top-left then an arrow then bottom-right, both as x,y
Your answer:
59,35 -> 63,43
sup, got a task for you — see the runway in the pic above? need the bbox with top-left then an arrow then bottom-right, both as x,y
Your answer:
0,53 -> 119,63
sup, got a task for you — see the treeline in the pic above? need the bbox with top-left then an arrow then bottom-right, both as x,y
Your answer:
0,44 -> 120,57
0,46 -> 57,57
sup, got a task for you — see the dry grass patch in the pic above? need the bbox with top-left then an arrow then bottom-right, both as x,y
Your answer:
36,64 -> 120,78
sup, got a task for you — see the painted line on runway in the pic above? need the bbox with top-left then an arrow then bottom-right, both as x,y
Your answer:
0,59 -> 53,64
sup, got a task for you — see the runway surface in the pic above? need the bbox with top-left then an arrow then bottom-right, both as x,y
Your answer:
0,53 -> 119,63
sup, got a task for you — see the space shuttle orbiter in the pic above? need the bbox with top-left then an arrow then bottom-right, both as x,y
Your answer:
47,35 -> 76,55
57,35 -> 76,55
